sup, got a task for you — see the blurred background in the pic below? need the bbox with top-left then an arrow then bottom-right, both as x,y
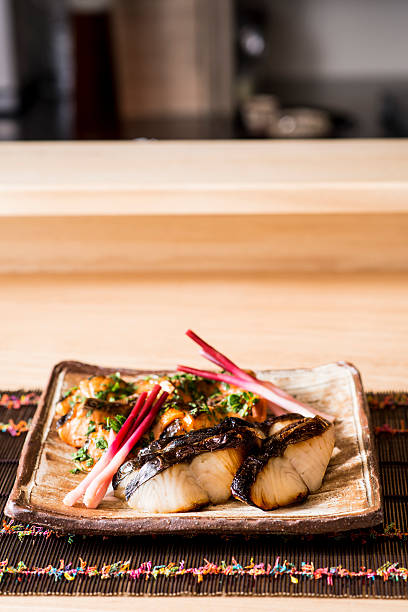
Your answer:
1,0 -> 408,141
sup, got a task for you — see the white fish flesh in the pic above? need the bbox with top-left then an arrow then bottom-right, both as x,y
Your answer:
232,416 -> 335,510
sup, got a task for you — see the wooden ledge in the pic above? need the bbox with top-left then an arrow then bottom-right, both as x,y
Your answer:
1,140 -> 408,216
2,212 -> 408,274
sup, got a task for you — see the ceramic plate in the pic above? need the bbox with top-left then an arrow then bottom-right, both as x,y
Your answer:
5,360 -> 382,535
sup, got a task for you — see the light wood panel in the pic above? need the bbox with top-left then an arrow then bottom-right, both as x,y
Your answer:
1,141 -> 408,215
1,213 -> 408,274
2,595 -> 407,611
0,271 -> 407,391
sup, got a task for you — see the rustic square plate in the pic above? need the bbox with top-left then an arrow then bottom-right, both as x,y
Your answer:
5,360 -> 382,535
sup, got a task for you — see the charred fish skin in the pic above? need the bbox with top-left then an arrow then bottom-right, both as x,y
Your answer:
56,398 -> 128,431
275,414 -> 332,446
114,417 -> 265,512
124,457 -> 166,501
160,418 -> 185,439
136,417 -> 264,470
112,458 -> 139,492
231,433 -> 286,507
55,410 -> 73,430
56,396 -> 134,450
230,453 -> 269,507
127,417 -> 264,493
231,415 -> 334,511
82,397 -> 131,413
260,413 -> 305,436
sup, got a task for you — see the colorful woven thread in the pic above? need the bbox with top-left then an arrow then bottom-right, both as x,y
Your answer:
0,521 -> 74,542
0,392 -> 40,410
0,419 -> 31,437
367,392 -> 408,411
0,557 -> 407,584
375,421 -> 408,435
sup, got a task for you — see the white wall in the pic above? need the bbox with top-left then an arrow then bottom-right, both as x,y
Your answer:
265,0 -> 408,79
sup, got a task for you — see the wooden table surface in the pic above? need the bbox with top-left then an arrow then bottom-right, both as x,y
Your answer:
2,140 -> 408,610
2,270 -> 408,612
1,270 -> 407,392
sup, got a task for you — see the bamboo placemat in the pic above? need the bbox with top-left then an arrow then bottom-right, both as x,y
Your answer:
0,390 -> 407,598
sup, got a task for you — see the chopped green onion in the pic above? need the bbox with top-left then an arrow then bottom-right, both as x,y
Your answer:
95,437 -> 108,450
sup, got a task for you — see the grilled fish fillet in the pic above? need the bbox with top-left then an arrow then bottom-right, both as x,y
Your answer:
232,416 -> 335,510
113,417 -> 264,513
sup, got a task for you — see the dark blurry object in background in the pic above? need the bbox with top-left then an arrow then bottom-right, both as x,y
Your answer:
2,0 -> 408,140
240,95 -> 278,136
381,92 -> 408,137
12,0 -> 55,110
4,0 -> 73,139
0,0 -> 17,115
267,106 -> 331,139
120,117 -> 236,140
240,93 -> 353,139
238,15 -> 266,59
236,0 -> 408,139
0,0 -> 19,138
235,2 -> 268,105
70,0 -> 118,139
111,0 -> 233,130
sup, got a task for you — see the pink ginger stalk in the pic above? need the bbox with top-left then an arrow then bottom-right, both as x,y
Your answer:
179,330 -> 334,422
83,389 -> 169,509
62,391 -> 150,507
108,428 -> 117,446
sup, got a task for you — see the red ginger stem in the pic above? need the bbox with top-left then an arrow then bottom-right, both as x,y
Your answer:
179,330 -> 335,422
83,388 -> 169,509
186,330 -> 254,382
63,390 -> 148,507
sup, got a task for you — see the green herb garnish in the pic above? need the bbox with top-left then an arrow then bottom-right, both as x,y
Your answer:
94,374 -> 136,402
86,420 -> 96,435
71,446 -> 90,462
61,386 -> 78,400
222,390 -> 259,418
95,437 -> 108,450
105,414 -> 126,433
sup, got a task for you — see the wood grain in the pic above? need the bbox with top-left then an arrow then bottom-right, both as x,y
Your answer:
1,141 -> 408,215
3,595 -> 407,611
1,213 -> 408,274
0,271 -> 407,392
